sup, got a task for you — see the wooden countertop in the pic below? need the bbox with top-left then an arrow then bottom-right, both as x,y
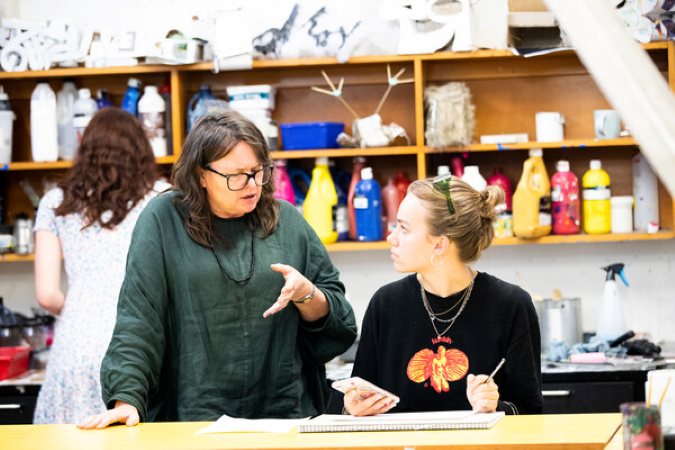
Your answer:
1,413 -> 621,450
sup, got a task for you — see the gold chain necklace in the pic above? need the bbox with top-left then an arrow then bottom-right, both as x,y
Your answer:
420,275 -> 475,339
431,287 -> 470,316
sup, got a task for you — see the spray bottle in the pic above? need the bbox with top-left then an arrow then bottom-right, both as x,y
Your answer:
596,263 -> 630,342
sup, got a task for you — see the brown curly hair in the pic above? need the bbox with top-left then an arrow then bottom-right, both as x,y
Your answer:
170,111 -> 279,248
409,177 -> 505,263
54,108 -> 159,229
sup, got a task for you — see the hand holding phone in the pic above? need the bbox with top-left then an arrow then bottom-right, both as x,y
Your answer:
331,377 -> 400,404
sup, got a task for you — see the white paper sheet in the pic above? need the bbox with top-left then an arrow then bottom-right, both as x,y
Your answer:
195,414 -> 310,434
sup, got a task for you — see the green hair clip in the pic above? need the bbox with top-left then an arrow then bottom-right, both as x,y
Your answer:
433,173 -> 455,215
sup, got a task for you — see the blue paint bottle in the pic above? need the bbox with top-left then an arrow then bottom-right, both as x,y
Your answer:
354,167 -> 382,242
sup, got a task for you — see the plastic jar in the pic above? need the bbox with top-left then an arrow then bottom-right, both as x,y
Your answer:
610,196 -> 634,234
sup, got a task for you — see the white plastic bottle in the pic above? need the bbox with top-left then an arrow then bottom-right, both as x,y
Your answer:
57,79 -> 78,160
596,263 -> 629,342
30,81 -> 58,162
632,153 -> 659,232
72,88 -> 98,147
138,85 -> 167,157
461,165 -> 487,191
0,86 -> 15,165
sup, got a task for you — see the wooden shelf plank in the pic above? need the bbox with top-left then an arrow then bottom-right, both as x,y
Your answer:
0,65 -> 172,80
0,253 -> 34,262
3,161 -> 73,171
1,233 -> 673,262
3,156 -> 178,171
494,230 -> 675,245
325,241 -> 391,252
426,137 -> 637,153
0,43 -> 664,80
156,156 -> 179,164
271,146 -> 421,159
319,230 -> 675,252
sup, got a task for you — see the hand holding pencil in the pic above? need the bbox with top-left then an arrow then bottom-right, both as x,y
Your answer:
466,358 -> 505,413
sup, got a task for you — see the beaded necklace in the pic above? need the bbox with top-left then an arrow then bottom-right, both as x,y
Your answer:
420,275 -> 475,338
211,227 -> 255,284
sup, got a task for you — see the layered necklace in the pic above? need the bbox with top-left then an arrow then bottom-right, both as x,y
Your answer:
419,272 -> 475,339
211,227 -> 256,284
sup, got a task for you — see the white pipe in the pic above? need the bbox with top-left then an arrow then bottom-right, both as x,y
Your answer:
543,0 -> 675,196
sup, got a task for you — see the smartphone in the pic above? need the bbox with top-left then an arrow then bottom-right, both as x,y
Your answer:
331,377 -> 400,404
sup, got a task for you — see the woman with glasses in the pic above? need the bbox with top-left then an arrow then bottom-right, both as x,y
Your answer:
343,175 -> 543,416
33,108 -> 169,424
79,111 -> 356,428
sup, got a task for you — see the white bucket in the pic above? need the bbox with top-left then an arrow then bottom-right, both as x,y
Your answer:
0,110 -> 16,164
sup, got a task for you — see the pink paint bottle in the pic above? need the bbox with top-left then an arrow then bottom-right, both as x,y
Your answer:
273,159 -> 295,205
487,166 -> 512,211
551,160 -> 580,235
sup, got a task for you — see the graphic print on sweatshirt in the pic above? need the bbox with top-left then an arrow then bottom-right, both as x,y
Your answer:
406,337 -> 468,393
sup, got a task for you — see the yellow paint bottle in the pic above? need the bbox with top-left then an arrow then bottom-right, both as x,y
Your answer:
303,157 -> 338,245
512,148 -> 552,238
582,159 -> 612,234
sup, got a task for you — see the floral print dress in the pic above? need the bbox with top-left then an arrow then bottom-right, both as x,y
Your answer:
32,180 -> 169,424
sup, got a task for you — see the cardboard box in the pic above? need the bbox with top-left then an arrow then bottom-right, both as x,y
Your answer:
508,0 -> 549,12
507,0 -> 561,49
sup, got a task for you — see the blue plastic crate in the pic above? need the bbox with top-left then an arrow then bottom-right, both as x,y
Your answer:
279,122 -> 344,150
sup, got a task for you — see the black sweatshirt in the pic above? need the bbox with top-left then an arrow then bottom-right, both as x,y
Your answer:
352,272 -> 543,414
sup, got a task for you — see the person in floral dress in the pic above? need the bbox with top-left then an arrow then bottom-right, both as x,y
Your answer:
32,108 -> 169,424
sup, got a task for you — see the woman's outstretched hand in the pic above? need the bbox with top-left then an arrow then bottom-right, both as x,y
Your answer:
78,400 -> 139,429
263,263 -> 314,317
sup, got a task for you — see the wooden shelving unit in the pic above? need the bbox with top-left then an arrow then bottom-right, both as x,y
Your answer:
1,41 -> 674,261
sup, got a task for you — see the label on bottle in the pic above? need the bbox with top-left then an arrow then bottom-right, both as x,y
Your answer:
73,115 -> 91,144
336,205 -> 349,235
332,205 -> 337,232
0,128 -> 9,148
493,212 -> 514,238
354,195 -> 368,209
583,186 -> 611,200
551,187 -> 562,202
140,112 -> 167,157
538,195 -> 552,226
140,112 -> 164,138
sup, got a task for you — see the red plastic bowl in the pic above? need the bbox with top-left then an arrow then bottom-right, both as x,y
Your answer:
0,346 -> 32,381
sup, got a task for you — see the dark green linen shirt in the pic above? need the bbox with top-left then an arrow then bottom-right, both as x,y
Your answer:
100,194 -> 357,422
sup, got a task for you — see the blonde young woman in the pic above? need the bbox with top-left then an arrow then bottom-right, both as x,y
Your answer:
344,175 -> 543,416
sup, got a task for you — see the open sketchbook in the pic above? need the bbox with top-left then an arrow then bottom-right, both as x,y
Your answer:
297,410 -> 505,433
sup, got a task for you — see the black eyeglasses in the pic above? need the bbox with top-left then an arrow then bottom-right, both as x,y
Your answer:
205,165 -> 274,191
433,173 -> 456,215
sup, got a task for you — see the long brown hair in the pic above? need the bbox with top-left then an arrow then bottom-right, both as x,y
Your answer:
55,108 -> 159,229
409,177 -> 504,263
170,111 -> 279,248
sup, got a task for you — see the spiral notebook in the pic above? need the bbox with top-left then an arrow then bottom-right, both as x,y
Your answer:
297,410 -> 505,433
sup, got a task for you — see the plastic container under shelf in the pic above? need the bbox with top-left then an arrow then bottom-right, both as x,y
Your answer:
226,85 -> 276,110
280,122 -> 344,150
0,346 -> 31,381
